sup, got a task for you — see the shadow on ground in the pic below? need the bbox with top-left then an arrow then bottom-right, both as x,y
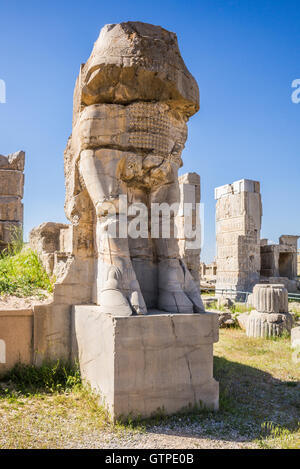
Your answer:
142,356 -> 300,446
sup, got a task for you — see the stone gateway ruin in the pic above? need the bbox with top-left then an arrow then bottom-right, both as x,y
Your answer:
215,178 -> 299,297
215,179 -> 262,296
28,22 -> 219,419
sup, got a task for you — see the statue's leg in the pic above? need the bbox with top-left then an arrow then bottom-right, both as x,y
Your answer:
79,148 -> 147,316
151,166 -> 204,314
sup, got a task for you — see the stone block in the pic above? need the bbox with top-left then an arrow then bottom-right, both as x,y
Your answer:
0,170 -> 24,197
246,310 -> 293,338
0,151 -> 25,171
0,309 -> 33,374
0,197 -> 23,222
291,327 -> 300,349
0,221 -> 21,244
72,306 -> 219,420
253,284 -> 288,313
34,303 -> 71,364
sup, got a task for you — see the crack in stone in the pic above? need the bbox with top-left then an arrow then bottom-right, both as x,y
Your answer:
185,354 -> 197,404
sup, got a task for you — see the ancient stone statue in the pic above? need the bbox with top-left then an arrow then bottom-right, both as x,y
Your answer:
64,22 -> 204,317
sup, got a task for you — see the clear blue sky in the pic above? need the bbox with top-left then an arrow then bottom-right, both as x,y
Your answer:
1,0 -> 299,262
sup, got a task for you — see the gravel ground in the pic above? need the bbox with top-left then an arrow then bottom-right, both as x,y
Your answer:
0,293 -> 52,309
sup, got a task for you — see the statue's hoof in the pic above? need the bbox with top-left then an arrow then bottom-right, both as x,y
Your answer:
130,290 -> 148,315
100,288 -> 133,316
185,289 -> 205,313
158,290 -> 194,314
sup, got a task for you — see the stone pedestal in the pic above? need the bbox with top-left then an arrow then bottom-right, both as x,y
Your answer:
246,311 -> 293,338
71,306 -> 219,420
246,284 -> 293,338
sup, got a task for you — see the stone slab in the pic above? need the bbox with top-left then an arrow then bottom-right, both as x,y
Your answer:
0,309 -> 33,374
72,306 -> 219,420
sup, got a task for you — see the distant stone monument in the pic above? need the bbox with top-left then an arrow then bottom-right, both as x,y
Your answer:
260,235 -> 300,292
30,22 -> 219,420
215,179 -> 262,297
0,151 -> 25,250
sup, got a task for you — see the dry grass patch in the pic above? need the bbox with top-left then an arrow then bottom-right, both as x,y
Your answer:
0,329 -> 299,449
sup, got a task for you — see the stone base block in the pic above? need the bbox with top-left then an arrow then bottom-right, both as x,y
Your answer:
246,310 -> 293,338
0,309 -> 33,375
72,306 -> 219,420
291,327 -> 300,349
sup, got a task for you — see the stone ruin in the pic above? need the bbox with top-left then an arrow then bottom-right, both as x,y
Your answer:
215,179 -> 262,296
28,22 -> 219,420
0,151 -> 25,250
246,283 -> 293,338
200,261 -> 217,292
176,172 -> 201,284
261,235 -> 300,292
214,178 -> 299,297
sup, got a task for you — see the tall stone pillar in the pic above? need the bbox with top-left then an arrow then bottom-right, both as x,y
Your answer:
215,179 -> 262,296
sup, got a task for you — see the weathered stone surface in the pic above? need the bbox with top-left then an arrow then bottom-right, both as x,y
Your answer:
0,151 -> 25,171
31,24 -> 212,415
291,327 -> 300,349
0,221 -> 22,245
0,170 -> 24,198
72,306 -> 219,420
215,179 -> 262,296
218,311 -> 234,328
30,222 -> 70,276
63,21 -> 204,317
247,283 -> 292,337
218,297 -> 234,310
0,309 -> 33,374
0,151 -> 25,251
176,172 -> 201,283
246,310 -> 293,338
0,197 -> 23,222
237,312 -> 249,330
261,235 -> 299,287
79,22 -> 199,115
253,284 -> 288,314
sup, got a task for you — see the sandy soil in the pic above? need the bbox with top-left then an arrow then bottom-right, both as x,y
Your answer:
0,293 -> 52,310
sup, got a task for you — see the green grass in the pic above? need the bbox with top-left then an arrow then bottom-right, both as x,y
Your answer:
0,362 -> 81,395
0,331 -> 299,449
0,230 -> 53,297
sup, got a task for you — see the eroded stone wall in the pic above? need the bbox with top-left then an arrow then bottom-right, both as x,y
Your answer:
215,179 -> 262,295
0,151 -> 25,250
